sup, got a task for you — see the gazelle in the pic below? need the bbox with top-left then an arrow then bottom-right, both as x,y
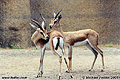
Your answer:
30,19 -> 49,78
30,14 -> 69,79
49,9 -> 104,73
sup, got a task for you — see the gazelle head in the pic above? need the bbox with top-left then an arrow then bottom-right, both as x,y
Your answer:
49,8 -> 63,29
30,16 -> 49,41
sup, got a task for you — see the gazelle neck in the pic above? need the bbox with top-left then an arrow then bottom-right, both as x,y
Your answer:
54,22 -> 67,41
55,22 -> 64,35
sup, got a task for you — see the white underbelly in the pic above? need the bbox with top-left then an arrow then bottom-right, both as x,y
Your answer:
73,39 -> 88,46
36,42 -> 51,50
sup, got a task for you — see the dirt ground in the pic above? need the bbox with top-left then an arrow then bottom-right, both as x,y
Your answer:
0,47 -> 120,80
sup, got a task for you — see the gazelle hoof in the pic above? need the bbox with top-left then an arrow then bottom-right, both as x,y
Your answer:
101,70 -> 104,72
36,75 -> 42,78
36,75 -> 40,78
58,76 -> 61,80
40,71 -> 43,75
70,75 -> 73,78
65,71 -> 70,73
89,69 -> 91,71
36,72 -> 43,78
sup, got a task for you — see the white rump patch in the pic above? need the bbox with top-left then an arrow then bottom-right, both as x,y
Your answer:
53,37 -> 58,49
59,37 -> 64,49
73,39 -> 89,46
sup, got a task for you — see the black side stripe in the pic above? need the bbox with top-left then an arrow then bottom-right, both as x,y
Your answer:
55,38 -> 60,50
91,47 -> 98,56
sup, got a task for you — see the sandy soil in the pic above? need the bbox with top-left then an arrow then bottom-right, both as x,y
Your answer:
0,47 -> 120,80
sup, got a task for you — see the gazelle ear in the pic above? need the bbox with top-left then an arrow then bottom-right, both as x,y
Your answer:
40,14 -> 47,29
52,10 -> 56,18
41,21 -> 46,29
29,23 -> 37,30
53,13 -> 56,18
55,8 -> 63,19
58,15 -> 62,21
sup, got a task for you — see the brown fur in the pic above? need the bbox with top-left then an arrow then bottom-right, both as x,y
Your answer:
61,29 -> 99,46
31,28 -> 48,48
31,28 -> 68,79
49,19 -> 104,72
47,30 -> 63,39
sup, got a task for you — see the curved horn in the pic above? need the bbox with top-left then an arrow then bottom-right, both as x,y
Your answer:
55,8 -> 63,19
40,14 -> 46,29
29,23 -> 37,30
30,18 -> 43,30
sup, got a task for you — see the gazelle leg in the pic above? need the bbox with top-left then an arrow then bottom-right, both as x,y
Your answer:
94,46 -> 104,72
61,47 -> 68,69
40,47 -> 46,75
59,37 -> 69,69
68,46 -> 72,73
50,38 -> 62,80
58,56 -> 62,80
36,47 -> 46,78
59,38 -> 73,78
36,49 -> 43,78
53,50 -> 62,80
86,43 -> 98,71
64,56 -> 69,69
63,49 -> 73,78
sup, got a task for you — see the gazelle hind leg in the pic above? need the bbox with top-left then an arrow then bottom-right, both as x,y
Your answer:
86,43 -> 98,71
51,38 -> 62,79
59,37 -> 69,69
54,51 -> 62,80
59,37 -> 72,78
94,46 -> 104,72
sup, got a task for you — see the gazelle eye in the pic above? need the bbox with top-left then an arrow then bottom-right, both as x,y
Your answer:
40,32 -> 43,35
54,21 -> 57,24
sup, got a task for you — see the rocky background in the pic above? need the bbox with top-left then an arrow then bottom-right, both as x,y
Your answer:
0,0 -> 120,48
0,0 -> 31,48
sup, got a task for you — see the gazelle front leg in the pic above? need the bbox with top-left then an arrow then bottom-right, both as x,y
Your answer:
58,55 -> 62,80
67,45 -> 73,73
36,46 -> 46,78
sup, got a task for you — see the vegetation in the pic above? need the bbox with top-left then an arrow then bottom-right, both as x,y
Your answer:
10,44 -> 22,49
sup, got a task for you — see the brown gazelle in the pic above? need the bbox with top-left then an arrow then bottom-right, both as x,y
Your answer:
30,14 -> 69,80
49,9 -> 104,73
30,19 -> 49,78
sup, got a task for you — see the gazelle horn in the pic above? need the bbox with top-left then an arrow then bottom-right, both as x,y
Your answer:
30,18 -> 43,30
40,14 -> 47,29
29,23 -> 37,30
55,8 -> 63,19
